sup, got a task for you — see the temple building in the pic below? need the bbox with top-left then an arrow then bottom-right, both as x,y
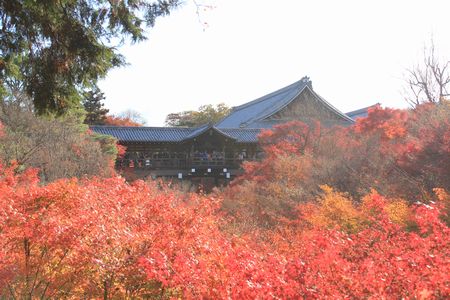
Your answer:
91,77 -> 374,181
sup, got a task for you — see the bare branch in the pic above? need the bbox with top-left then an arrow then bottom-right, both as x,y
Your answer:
404,40 -> 450,106
191,0 -> 214,30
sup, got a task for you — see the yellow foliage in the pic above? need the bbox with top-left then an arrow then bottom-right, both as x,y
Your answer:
434,188 -> 449,203
305,185 -> 362,233
434,188 -> 450,226
360,190 -> 413,228
385,199 -> 411,227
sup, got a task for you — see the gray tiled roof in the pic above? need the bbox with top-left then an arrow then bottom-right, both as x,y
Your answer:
183,123 -> 211,140
241,120 -> 282,129
183,125 -> 241,142
90,125 -> 261,144
215,78 -> 309,128
346,103 -> 379,120
90,126 -> 192,142
215,77 -> 354,128
220,128 -> 262,143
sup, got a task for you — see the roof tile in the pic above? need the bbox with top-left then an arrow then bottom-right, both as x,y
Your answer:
90,125 -> 262,144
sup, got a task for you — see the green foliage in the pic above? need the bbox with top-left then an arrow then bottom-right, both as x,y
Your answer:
165,103 -> 231,127
82,86 -> 109,125
0,0 -> 180,115
0,104 -> 118,182
91,132 -> 118,156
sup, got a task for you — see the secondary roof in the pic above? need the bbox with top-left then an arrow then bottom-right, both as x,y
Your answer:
91,125 -> 261,143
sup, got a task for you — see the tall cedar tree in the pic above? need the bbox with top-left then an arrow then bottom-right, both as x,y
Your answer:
0,0 -> 180,115
83,87 -> 109,125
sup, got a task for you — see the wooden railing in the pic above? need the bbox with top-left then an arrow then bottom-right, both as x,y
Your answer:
118,157 -> 246,170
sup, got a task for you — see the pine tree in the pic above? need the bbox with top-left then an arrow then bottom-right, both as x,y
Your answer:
83,88 -> 109,125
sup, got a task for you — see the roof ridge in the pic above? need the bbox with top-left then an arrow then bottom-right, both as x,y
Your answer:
182,124 -> 212,140
90,125 -> 194,131
219,127 -> 262,131
309,89 -> 355,123
245,84 -> 309,124
181,125 -> 238,141
231,77 -> 309,112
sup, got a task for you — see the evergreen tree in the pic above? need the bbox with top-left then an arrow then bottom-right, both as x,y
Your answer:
0,0 -> 180,115
83,87 -> 109,125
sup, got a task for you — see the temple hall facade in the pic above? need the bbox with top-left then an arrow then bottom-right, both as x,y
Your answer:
91,77 -> 375,182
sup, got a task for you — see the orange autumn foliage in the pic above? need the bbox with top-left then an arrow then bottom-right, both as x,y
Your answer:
1,102 -> 449,298
0,163 -> 225,298
434,188 -> 450,226
0,163 -> 449,298
226,102 -> 450,229
354,105 -> 409,140
104,115 -> 143,127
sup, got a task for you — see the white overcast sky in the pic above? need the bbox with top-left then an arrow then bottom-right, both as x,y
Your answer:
98,0 -> 450,126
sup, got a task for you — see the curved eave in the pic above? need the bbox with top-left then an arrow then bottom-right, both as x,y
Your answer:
311,89 -> 355,123
218,128 -> 262,143
181,123 -> 211,140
